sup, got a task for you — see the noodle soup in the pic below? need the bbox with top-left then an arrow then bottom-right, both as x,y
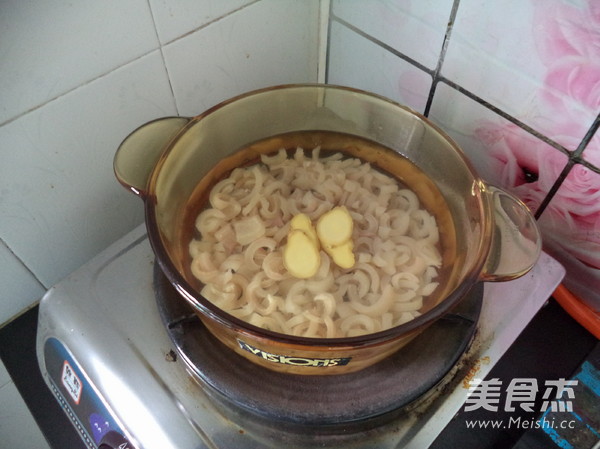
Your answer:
183,131 -> 457,339
116,85 -> 539,374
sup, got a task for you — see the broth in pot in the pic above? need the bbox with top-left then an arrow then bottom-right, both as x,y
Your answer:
178,131 -> 459,340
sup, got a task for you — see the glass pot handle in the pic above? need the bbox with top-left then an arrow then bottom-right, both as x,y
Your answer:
113,116 -> 191,197
481,185 -> 542,282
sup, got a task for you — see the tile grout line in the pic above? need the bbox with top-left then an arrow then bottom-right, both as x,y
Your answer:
317,0 -> 331,84
0,236 -> 46,291
0,49 -> 160,129
0,357 -> 13,390
144,0 -> 179,116
572,112 -> 600,158
436,79 -> 600,175
323,0 -> 333,84
533,160 -> 575,220
535,113 -> 600,219
158,0 -> 262,48
330,15 -> 432,75
145,0 -> 180,117
439,77 -> 572,156
423,0 -> 461,118
0,379 -> 13,390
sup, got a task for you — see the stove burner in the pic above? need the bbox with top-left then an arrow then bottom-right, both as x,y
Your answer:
154,265 -> 482,427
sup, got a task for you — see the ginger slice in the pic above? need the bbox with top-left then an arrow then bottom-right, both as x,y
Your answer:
284,208 -> 356,278
316,206 -> 355,269
290,213 -> 318,246
283,229 -> 321,279
316,206 -> 353,247
325,240 -> 355,269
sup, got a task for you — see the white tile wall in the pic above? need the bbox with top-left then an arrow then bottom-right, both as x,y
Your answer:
0,0 -> 320,326
331,0 -> 454,70
0,0 -> 159,126
163,0 -> 319,115
442,0 -> 599,151
327,0 -> 600,312
327,20 -> 432,112
149,0 -> 255,44
1,1 -> 319,444
0,51 -> 175,288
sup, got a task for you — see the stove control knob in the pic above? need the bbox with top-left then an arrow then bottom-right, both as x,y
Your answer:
98,430 -> 135,449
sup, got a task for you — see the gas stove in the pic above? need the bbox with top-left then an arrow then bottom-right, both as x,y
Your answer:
36,223 -> 564,449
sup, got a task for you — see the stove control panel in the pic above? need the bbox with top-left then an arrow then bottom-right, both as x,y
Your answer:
43,337 -> 136,449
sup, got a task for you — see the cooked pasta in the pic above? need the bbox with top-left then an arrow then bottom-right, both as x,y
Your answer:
189,147 -> 442,338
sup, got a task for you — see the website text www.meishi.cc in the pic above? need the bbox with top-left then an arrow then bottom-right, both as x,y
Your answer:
465,415 -> 577,430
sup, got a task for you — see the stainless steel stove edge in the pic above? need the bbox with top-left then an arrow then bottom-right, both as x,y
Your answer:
34,223 -> 567,449
35,225 -> 209,449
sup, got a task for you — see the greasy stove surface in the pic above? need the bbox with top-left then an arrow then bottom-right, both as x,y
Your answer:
3,225 -> 597,448
1,299 -> 597,449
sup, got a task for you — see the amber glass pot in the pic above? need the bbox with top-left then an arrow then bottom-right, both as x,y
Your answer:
114,84 -> 541,375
